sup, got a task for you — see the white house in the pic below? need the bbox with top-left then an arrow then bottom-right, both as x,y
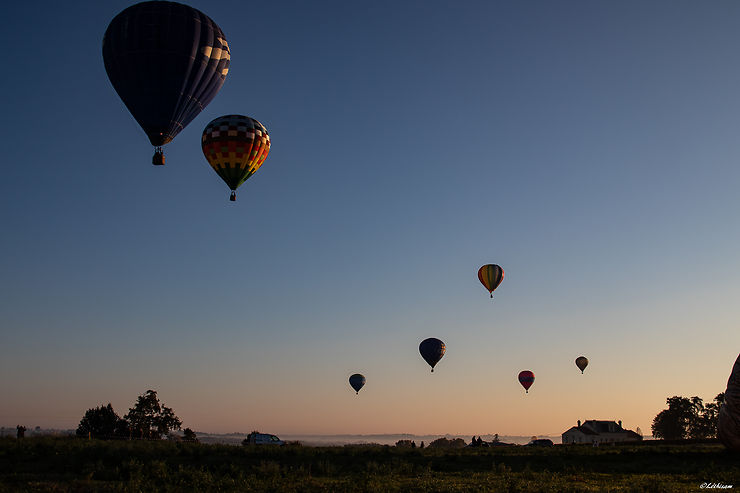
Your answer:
562,420 -> 642,445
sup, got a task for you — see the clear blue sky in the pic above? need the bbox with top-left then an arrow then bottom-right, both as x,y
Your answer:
1,0 -> 739,436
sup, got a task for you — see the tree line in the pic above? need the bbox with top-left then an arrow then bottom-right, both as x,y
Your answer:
76,389 -> 195,441
76,390 -> 724,444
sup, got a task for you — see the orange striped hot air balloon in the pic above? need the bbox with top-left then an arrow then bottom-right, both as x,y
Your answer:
201,114 -> 271,201
477,264 -> 504,299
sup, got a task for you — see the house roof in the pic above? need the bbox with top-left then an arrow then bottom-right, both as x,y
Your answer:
583,420 -> 624,433
564,426 -> 597,435
562,420 -> 640,436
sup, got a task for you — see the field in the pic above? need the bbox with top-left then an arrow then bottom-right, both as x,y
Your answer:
1,437 -> 737,492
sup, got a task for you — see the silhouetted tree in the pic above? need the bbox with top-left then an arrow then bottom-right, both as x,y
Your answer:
652,409 -> 682,439
16,426 -> 26,439
114,418 -> 131,438
692,393 -> 724,439
76,403 -> 129,439
652,396 -> 699,440
124,390 -> 182,439
652,394 -> 723,440
182,428 -> 198,442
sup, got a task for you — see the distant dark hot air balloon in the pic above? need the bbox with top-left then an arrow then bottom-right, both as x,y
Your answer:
349,374 -> 366,394
478,264 -> 504,299
419,338 -> 446,372
518,370 -> 535,393
103,1 -> 230,165
202,115 -> 271,201
575,356 -> 589,374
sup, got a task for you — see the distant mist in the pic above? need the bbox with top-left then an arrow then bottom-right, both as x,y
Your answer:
195,432 -> 562,446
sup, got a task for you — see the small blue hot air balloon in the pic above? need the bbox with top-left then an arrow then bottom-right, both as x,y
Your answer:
419,338 -> 446,372
349,374 -> 365,394
575,356 -> 589,374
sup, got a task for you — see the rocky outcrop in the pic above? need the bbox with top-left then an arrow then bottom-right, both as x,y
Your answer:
718,353 -> 740,451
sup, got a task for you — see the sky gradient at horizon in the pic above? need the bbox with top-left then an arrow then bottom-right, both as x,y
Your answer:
1,0 -> 739,437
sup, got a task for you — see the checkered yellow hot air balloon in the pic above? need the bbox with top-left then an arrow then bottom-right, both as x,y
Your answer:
201,115 -> 271,201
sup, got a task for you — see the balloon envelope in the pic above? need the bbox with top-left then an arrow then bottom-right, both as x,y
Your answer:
202,115 -> 271,200
518,370 -> 535,392
575,356 -> 589,374
419,338 -> 446,372
103,1 -> 230,147
349,374 -> 366,394
478,264 -> 504,298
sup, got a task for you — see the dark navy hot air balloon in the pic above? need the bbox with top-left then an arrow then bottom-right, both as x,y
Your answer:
349,374 -> 365,394
103,1 -> 230,165
518,370 -> 535,393
575,356 -> 589,374
419,338 -> 446,372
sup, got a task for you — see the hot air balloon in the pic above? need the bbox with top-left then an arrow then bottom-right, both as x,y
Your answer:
419,338 -> 446,372
349,374 -> 366,394
718,353 -> 740,451
478,264 -> 504,299
575,356 -> 588,374
201,115 -> 271,201
103,1 -> 230,165
518,370 -> 535,393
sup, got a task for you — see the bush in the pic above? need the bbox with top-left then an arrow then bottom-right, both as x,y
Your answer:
427,437 -> 467,449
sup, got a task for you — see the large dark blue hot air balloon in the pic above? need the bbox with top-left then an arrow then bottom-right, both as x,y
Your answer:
349,374 -> 365,395
419,338 -> 446,372
103,1 -> 230,165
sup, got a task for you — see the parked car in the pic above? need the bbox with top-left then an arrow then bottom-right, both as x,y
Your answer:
525,439 -> 554,447
243,432 -> 285,445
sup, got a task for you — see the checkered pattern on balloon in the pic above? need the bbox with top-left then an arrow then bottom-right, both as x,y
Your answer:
201,115 -> 271,200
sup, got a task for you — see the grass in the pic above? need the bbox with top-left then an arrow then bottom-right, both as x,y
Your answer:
0,437 -> 737,492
